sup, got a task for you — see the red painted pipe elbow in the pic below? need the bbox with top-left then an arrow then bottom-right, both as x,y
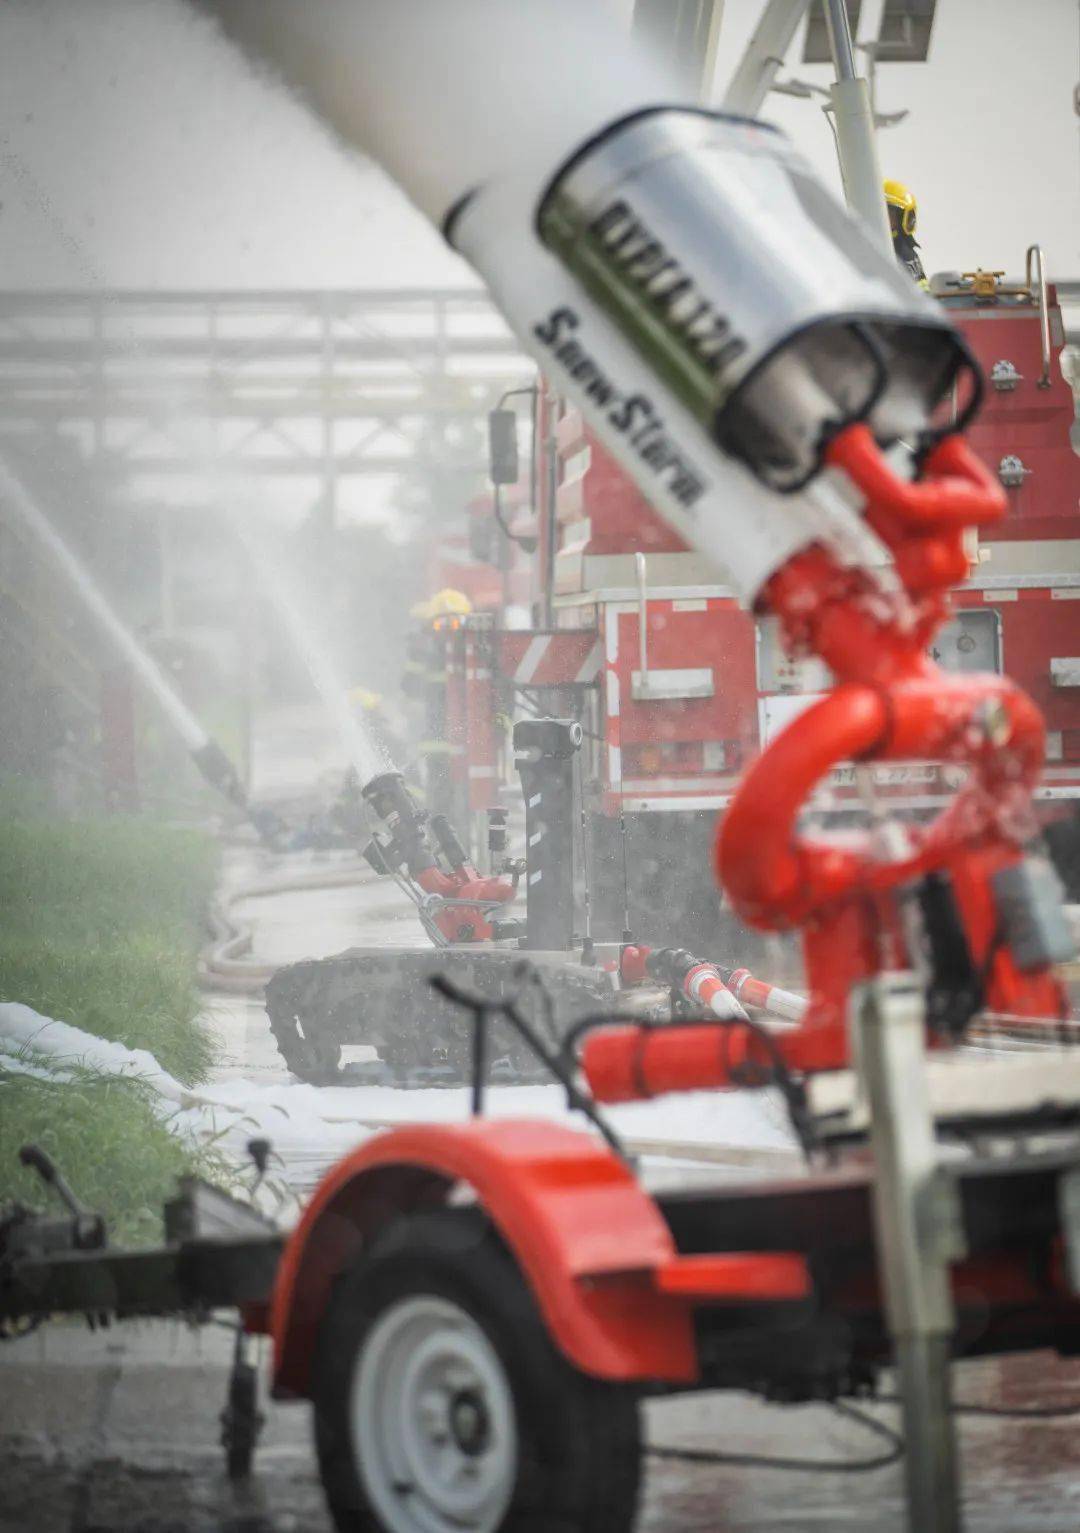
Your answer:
825,423 -> 1006,532
717,685 -> 887,929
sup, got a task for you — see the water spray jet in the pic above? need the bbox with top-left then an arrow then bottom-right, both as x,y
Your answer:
235,529 -> 393,793
0,453 -> 284,844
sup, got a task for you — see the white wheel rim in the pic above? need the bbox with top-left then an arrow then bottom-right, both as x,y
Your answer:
351,1294 -> 518,1533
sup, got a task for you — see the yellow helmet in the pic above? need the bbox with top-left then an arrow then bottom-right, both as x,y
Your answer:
883,179 -> 918,239
348,687 -> 383,712
427,588 -> 472,618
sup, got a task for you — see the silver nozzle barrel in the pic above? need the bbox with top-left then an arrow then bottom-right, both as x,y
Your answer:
536,110 -> 976,491
362,771 -> 436,877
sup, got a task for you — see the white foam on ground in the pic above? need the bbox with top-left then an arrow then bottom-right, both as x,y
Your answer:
0,1002 -> 190,1103
0,1002 -> 796,1181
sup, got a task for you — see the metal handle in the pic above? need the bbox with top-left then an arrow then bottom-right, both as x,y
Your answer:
18,1142 -> 104,1247
18,1144 -> 84,1217
1025,244 -> 1053,389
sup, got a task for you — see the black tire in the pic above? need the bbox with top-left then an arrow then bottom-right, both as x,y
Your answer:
312,1207 -> 642,1533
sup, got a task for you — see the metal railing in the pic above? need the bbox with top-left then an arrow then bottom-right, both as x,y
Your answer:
1025,245 -> 1053,389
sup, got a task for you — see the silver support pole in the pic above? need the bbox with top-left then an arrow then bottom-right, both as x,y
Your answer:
822,0 -> 892,249
852,971 -> 965,1533
822,0 -> 857,78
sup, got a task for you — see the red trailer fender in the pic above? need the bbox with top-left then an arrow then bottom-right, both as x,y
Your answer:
268,1118 -> 697,1398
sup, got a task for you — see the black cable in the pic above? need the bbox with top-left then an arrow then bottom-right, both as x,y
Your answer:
436,974 -> 815,1160
513,960 -> 563,1050
502,997 -> 629,1162
647,1399 -> 903,1474
557,1009 -> 690,1062
875,1393 -> 1080,1420
952,1401 -> 1080,1419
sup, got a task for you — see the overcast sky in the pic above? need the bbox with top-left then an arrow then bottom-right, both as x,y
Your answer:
0,0 -> 1076,293
712,0 -> 1080,280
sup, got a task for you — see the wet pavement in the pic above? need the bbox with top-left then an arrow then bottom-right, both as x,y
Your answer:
3,1322 -> 1080,1531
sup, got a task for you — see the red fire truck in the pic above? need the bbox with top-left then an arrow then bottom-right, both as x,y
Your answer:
416,250 -> 1080,951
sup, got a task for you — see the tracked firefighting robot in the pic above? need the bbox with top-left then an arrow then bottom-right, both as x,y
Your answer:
205,5 -> 1075,1528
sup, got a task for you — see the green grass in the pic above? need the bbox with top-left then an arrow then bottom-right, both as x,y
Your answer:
0,1064 -> 227,1247
0,811 -> 222,1241
0,936 -> 213,1084
0,817 -> 218,1083
0,815 -> 217,951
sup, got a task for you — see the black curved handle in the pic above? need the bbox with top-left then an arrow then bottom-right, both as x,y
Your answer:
19,1144 -> 57,1183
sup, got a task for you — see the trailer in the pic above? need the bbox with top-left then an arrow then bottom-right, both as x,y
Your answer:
7,985 -> 1080,1533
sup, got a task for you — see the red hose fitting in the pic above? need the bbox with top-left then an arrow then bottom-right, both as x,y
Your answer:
825,423 -> 1006,533
417,865 -> 515,942
619,945 -> 651,985
582,1023 -> 766,1103
712,426 -> 1064,1060
825,425 -> 1006,604
582,1013 -> 838,1103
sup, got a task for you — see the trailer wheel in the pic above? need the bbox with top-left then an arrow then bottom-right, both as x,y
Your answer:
312,1208 -> 641,1533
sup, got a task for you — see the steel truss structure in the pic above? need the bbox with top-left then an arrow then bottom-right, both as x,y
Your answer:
0,287 -> 533,523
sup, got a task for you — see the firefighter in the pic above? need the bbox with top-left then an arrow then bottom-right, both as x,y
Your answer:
884,178 -> 927,287
402,590 -> 472,697
427,588 -> 473,623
